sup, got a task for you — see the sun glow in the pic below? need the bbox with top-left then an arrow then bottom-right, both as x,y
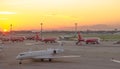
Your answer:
0,0 -> 120,31
3,29 -> 8,32
0,11 -> 16,15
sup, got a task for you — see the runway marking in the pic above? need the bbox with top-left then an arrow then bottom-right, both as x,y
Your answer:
111,59 -> 120,64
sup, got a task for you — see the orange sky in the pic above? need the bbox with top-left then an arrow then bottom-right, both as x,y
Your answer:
0,0 -> 120,31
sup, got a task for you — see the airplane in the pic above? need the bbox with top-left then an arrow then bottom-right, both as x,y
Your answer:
33,32 -> 42,41
25,32 -> 57,43
16,42 -> 80,64
76,32 -> 100,45
59,35 -> 76,40
59,35 -> 69,40
34,32 -> 57,43
0,35 -> 11,44
42,37 -> 57,43
26,36 -> 35,40
0,35 -> 25,43
10,36 -> 25,42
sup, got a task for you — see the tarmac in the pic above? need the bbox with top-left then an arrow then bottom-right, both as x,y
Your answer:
0,40 -> 120,69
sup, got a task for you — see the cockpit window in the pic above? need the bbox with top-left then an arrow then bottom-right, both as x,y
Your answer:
20,54 -> 25,56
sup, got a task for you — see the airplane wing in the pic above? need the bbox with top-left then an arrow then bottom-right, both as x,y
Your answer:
33,56 -> 53,59
33,55 -> 80,59
111,59 -> 120,64
55,55 -> 81,58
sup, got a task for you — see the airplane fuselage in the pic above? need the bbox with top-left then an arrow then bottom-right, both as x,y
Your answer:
16,48 -> 63,60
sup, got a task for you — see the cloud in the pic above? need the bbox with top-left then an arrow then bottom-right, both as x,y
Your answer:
0,18 -> 8,20
44,14 -> 78,20
0,11 -> 16,14
60,24 -> 120,31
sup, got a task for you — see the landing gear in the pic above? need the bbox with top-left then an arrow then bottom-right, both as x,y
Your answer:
19,60 -> 22,64
53,50 -> 56,54
41,59 -> 44,61
49,59 -> 52,62
76,41 -> 79,45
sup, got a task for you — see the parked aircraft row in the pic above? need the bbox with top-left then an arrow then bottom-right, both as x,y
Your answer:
0,32 -> 57,43
0,31 -> 102,45
0,36 -> 25,43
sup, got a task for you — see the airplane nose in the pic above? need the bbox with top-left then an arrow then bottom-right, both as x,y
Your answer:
16,55 -> 20,60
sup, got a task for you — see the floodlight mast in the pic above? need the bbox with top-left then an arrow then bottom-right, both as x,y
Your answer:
40,23 -> 43,39
10,24 -> 12,34
75,23 -> 78,34
9,24 -> 13,39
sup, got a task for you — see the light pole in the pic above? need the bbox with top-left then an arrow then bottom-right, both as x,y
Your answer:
9,24 -> 13,40
75,23 -> 78,34
10,24 -> 12,34
40,23 -> 43,39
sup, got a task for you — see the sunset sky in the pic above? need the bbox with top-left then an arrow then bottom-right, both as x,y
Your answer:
0,0 -> 120,31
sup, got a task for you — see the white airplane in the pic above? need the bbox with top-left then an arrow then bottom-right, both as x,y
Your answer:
16,42 -> 80,64
59,35 -> 76,40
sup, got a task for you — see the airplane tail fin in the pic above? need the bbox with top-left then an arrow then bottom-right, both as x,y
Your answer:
35,32 -> 41,41
78,32 -> 83,40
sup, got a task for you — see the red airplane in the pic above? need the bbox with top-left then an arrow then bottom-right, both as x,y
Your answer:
76,32 -> 100,45
10,36 -> 25,42
34,32 -> 56,43
0,35 -> 25,43
34,32 -> 42,42
42,38 -> 56,43
0,36 -> 10,43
